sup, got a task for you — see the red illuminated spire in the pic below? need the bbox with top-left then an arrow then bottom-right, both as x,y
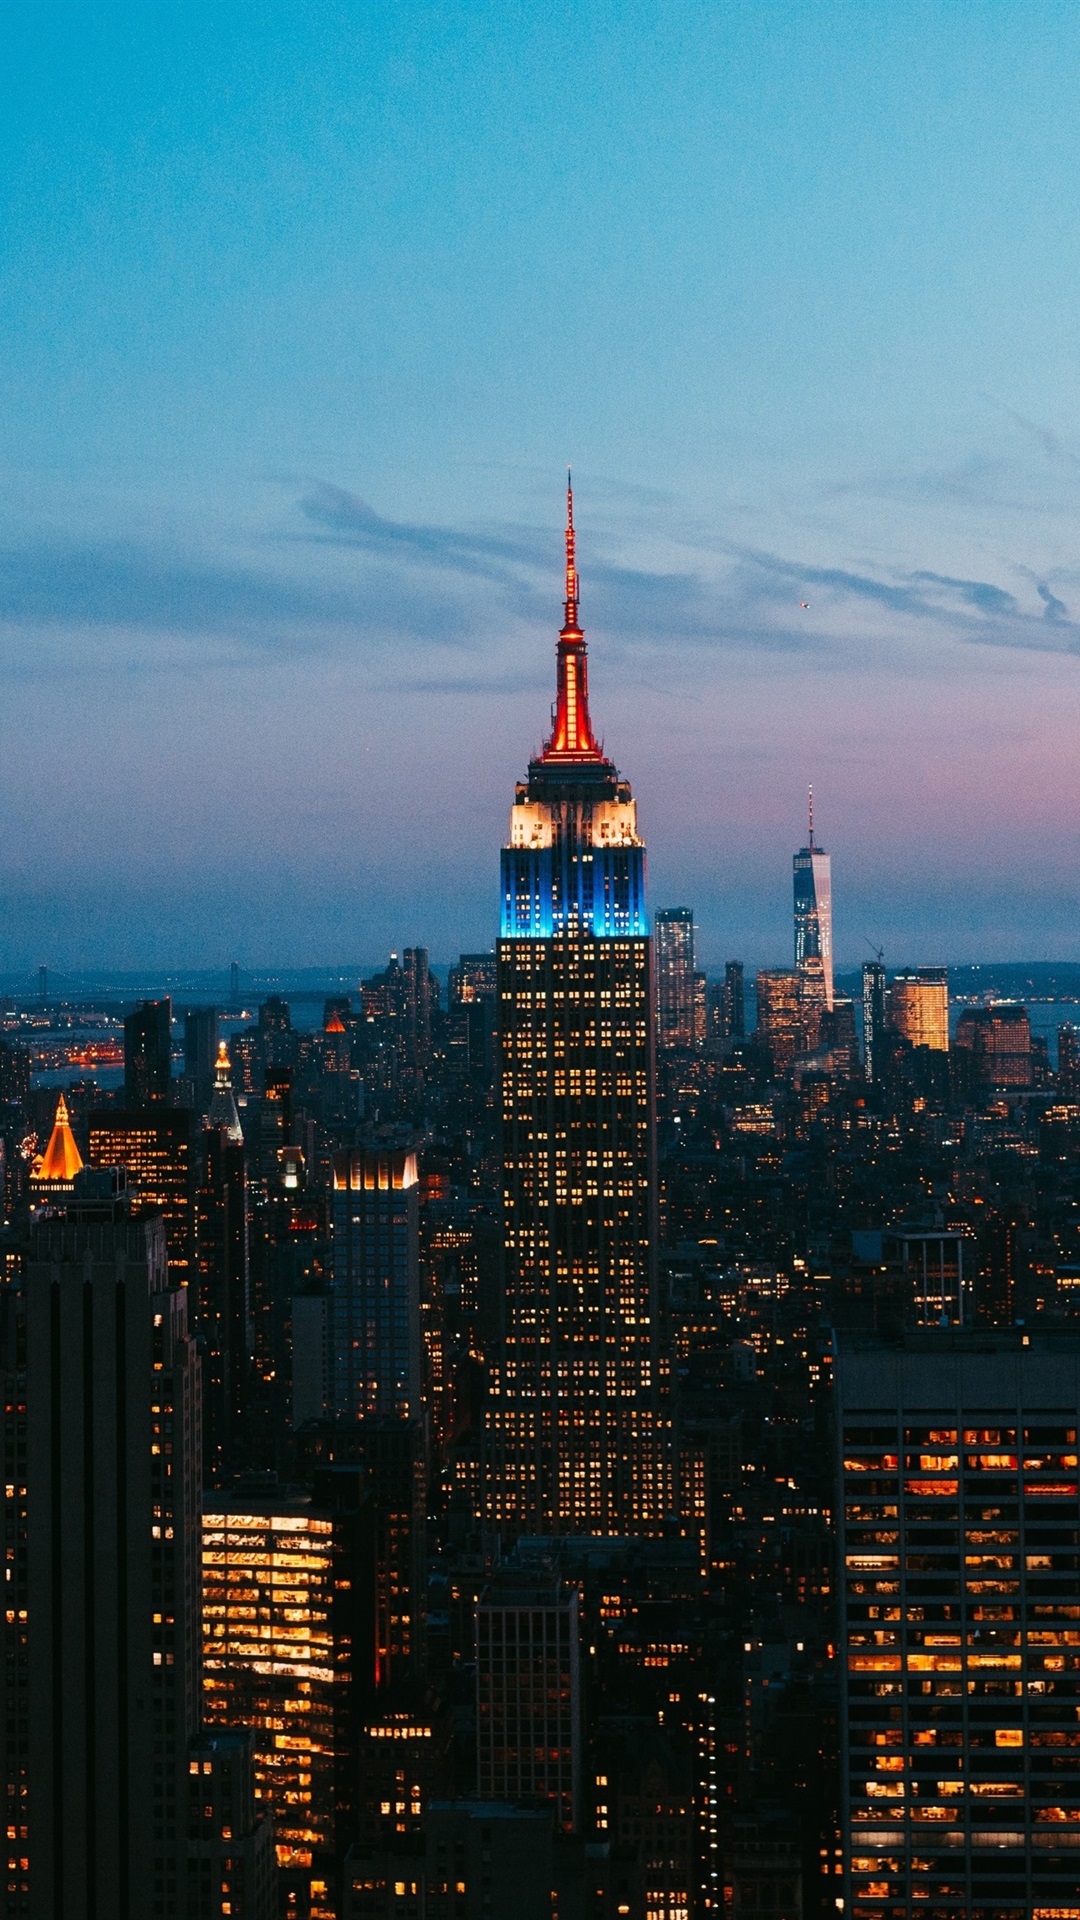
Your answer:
543,472 -> 603,761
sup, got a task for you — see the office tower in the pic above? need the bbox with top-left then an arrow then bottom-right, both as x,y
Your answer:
202,1473 -> 374,1898
486,481 -> 669,1537
0,1038 -> 31,1109
0,1170 -> 273,1915
183,1004 -> 219,1113
692,969 -> 708,1048
836,1329 -> 1080,1920
1058,1023 -> 1080,1100
793,790 -> 834,1010
124,995 -> 172,1104
887,968 -> 949,1053
28,1090 -> 83,1201
448,952 -> 498,1093
196,1115 -> 250,1483
328,1148 -> 422,1422
257,993 -> 293,1071
820,996 -> 858,1077
401,946 -> 436,1079
955,1002 -> 1033,1094
755,968 -> 804,1073
862,960 -> 887,1084
724,959 -> 745,1041
89,1106 -> 196,1285
449,951 -> 497,1005
656,908 -> 696,1050
475,1574 -> 582,1831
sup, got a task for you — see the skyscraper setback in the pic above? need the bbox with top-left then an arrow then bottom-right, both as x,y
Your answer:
485,483 -> 670,1537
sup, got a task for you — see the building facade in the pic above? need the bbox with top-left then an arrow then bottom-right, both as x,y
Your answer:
655,908 -> 696,1051
836,1330 -> 1080,1920
887,969 -> 949,1054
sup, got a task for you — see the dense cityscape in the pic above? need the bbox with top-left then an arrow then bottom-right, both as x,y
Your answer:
4,494 -> 1080,1919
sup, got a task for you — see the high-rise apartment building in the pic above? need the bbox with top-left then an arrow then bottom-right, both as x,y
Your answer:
89,1106 -> 196,1285
475,1575 -> 582,1832
836,1330 -> 1080,1920
655,909 -> 696,1050
485,482 -> 669,1537
124,995 -> 173,1104
793,793 -> 834,1011
887,969 -> 949,1053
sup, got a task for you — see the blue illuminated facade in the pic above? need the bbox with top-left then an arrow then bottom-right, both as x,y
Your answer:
500,839 -> 648,940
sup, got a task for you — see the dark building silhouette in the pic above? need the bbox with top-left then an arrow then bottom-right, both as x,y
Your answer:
2,1170 -> 273,1915
182,1004 -> 219,1114
124,996 -> 172,1104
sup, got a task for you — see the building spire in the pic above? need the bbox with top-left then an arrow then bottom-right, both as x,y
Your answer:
564,469 -> 578,633
808,784 -> 814,848
543,474 -> 603,761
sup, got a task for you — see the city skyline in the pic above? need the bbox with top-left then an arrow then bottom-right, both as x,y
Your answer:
6,7 -> 1080,967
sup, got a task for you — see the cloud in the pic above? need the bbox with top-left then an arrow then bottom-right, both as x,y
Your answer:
1,482 -> 1078,696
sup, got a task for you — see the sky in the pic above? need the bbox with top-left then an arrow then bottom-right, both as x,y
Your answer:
5,2 -> 1080,973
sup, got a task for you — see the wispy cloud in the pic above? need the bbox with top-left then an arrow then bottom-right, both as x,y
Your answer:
1,481 -> 1078,691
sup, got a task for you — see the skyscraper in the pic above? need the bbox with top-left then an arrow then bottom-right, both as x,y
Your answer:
183,1004 -> 219,1114
124,996 -> 173,1104
1,1170 -> 274,1914
89,1106 -> 196,1286
655,908 -> 696,1050
862,959 -> 887,1085
486,480 -> 669,1538
793,790 -> 834,1011
328,1148 -> 422,1423
202,1472 -> 375,1898
955,1001 -> 1033,1093
475,1572 -> 582,1830
836,1329 -> 1080,1920
887,968 -> 949,1053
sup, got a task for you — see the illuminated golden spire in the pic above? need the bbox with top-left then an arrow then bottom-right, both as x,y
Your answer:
543,473 -> 603,761
564,469 -> 578,633
37,1092 -> 84,1182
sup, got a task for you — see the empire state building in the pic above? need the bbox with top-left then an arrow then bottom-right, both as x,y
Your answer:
485,483 -> 671,1537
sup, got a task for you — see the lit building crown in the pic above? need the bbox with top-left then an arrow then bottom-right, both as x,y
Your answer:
35,1092 -> 84,1183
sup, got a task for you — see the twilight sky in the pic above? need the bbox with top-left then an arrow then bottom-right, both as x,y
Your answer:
5,2 -> 1080,973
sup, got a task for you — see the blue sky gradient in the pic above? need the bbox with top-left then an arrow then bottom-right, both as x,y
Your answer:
5,3 -> 1080,970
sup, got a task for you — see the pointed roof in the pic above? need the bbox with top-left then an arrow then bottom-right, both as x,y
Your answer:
541,473 -> 604,763
37,1092 -> 84,1182
325,1010 -> 346,1034
208,1040 -> 244,1145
